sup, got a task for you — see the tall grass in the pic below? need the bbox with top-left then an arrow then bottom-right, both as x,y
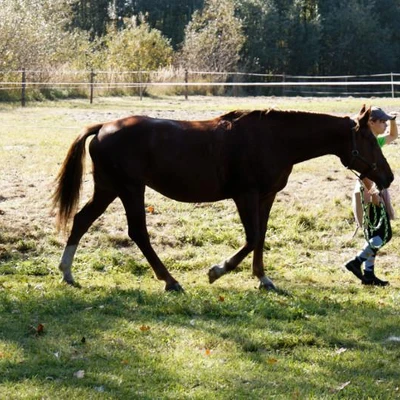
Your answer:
0,67 -> 226,102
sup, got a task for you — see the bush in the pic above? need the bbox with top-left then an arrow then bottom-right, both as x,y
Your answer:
105,17 -> 173,72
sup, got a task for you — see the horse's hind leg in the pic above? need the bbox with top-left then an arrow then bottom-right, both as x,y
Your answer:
59,187 -> 116,285
119,187 -> 183,292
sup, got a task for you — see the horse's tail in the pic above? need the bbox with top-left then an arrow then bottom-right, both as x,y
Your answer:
52,123 -> 103,232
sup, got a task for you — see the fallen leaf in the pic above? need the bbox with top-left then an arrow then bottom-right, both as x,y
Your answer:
335,381 -> 351,392
218,295 -> 225,302
140,325 -> 151,332
205,349 -> 211,356
74,370 -> 85,379
267,358 -> 278,364
121,359 -> 129,365
29,323 -> 45,336
147,206 -> 155,214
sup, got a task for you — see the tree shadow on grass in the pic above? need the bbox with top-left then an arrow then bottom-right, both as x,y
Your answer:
0,280 -> 399,398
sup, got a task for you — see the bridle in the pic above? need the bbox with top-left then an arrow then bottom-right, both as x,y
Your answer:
346,121 -> 377,180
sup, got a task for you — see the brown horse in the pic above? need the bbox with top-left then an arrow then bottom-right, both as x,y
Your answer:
52,105 -> 393,291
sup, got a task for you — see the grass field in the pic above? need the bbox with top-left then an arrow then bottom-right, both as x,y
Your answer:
1,96 -> 400,399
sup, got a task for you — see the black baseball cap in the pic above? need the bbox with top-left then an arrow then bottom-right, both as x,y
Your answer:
370,106 -> 395,121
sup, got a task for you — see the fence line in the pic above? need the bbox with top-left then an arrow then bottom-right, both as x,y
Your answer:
2,81 -> 399,87
0,70 -> 398,106
2,70 -> 400,78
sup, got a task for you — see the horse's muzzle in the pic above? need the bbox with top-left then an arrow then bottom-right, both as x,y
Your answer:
377,172 -> 394,191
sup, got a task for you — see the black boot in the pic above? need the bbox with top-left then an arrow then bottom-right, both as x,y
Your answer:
363,270 -> 389,287
345,257 -> 364,281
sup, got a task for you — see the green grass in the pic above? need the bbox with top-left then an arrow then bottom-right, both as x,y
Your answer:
1,96 -> 400,399
1,275 -> 400,399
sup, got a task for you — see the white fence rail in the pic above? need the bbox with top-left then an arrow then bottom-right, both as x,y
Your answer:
0,70 -> 399,106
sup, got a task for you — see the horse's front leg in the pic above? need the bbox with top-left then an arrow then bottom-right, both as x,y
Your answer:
208,191 -> 260,284
252,193 -> 277,291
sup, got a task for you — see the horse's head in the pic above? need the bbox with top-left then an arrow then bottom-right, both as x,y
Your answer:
346,105 -> 394,190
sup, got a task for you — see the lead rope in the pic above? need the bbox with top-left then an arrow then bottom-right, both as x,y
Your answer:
359,181 -> 389,250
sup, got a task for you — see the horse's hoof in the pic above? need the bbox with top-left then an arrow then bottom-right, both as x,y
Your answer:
61,278 -> 81,288
259,277 -> 277,291
208,265 -> 222,284
259,282 -> 277,291
165,282 -> 185,292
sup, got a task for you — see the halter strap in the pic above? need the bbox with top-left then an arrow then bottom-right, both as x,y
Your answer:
346,121 -> 377,180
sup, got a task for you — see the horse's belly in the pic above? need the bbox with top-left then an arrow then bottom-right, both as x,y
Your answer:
146,174 -> 224,203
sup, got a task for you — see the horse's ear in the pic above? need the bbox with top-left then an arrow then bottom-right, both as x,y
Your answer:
358,105 -> 371,127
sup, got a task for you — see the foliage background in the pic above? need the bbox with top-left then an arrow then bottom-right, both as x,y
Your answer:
1,0 -> 400,77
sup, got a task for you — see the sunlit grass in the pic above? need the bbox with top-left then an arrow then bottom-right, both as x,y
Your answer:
1,96 -> 400,399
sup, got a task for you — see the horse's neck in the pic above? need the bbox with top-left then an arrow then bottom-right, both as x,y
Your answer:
287,120 -> 345,164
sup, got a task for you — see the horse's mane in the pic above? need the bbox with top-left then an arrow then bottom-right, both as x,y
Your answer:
216,108 -> 352,135
220,108 -> 344,125
219,109 -> 271,122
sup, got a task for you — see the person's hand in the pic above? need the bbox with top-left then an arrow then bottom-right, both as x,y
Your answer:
389,111 -> 398,120
371,193 -> 381,206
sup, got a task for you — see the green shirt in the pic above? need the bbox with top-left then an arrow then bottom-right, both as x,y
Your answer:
377,136 -> 385,148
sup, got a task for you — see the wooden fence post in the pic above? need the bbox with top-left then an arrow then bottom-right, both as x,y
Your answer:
391,72 -> 395,98
139,70 -> 143,101
185,69 -> 188,100
89,69 -> 95,104
21,68 -> 26,107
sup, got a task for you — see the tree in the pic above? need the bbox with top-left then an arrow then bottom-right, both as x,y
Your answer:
104,17 -> 174,71
179,0 -> 245,72
71,0 -> 111,39
0,0 -> 76,69
70,0 -> 205,48
115,0 -> 205,48
285,0 -> 321,74
371,0 -> 400,72
318,0 -> 393,75
236,0 -> 321,74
